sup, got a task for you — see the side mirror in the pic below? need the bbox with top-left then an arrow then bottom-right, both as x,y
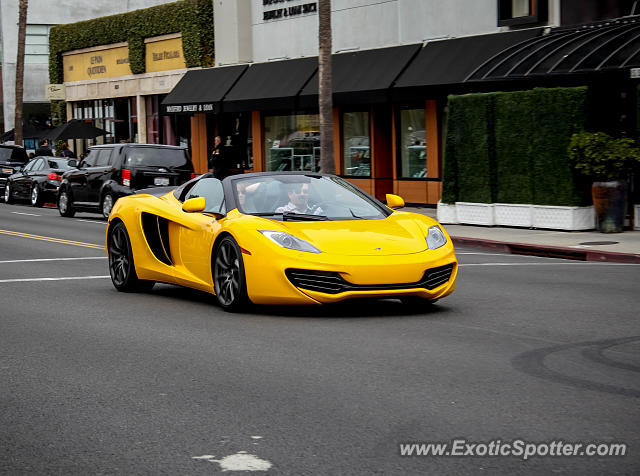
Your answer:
386,193 -> 405,209
67,159 -> 78,168
14,166 -> 23,173
182,196 -> 206,213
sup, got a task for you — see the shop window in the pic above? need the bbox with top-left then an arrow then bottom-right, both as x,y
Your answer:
264,114 -> 320,172
146,96 -> 160,144
497,0 -> 546,27
398,109 -> 426,179
342,111 -> 370,177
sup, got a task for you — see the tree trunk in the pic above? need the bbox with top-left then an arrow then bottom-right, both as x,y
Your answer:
14,0 -> 29,146
318,0 -> 334,174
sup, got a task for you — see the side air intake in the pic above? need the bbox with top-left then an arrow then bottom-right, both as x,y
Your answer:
141,213 -> 173,265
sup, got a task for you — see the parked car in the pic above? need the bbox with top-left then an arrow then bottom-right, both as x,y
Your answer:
57,144 -> 195,219
4,156 -> 77,206
0,144 -> 29,201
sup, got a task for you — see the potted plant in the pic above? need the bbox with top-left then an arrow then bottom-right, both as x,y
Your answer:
568,132 -> 640,233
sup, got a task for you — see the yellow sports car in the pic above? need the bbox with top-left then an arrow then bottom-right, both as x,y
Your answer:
106,172 -> 457,311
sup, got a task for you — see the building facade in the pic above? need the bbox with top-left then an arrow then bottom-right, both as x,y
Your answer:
0,0 -> 173,135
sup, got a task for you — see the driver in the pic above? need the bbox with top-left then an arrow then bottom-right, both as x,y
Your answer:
275,182 -> 324,215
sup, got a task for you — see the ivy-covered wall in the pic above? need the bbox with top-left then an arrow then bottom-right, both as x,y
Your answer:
48,0 -> 214,83
442,86 -> 590,206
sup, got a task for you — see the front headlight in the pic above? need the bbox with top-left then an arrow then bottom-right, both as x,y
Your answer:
259,230 -> 321,253
426,225 -> 447,249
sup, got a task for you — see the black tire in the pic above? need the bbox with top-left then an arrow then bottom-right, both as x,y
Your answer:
31,184 -> 44,207
213,235 -> 249,312
4,183 -> 13,203
108,221 -> 155,293
58,190 -> 76,217
101,193 -> 115,219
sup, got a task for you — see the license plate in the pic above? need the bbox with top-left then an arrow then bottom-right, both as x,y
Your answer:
154,177 -> 170,186
2,168 -> 13,174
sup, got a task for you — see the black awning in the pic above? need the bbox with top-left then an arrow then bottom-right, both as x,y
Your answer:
161,65 -> 248,114
222,57 -> 318,112
467,16 -> 640,81
298,44 -> 422,107
393,29 -> 542,93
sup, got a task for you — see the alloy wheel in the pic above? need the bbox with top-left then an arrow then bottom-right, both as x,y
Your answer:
4,184 -> 10,203
31,186 -> 39,206
102,194 -> 114,219
109,224 -> 131,288
215,240 -> 240,306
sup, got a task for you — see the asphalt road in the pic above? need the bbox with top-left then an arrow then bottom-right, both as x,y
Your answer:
1,202 -> 639,475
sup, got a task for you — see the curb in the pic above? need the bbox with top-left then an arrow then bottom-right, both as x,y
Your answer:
451,237 -> 640,264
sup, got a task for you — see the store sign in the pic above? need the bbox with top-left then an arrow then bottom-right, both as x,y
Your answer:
263,0 -> 317,21
63,45 -> 131,82
145,36 -> 186,73
45,84 -> 65,100
164,103 -> 216,114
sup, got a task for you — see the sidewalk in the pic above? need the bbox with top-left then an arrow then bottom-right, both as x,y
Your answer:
404,207 -> 640,264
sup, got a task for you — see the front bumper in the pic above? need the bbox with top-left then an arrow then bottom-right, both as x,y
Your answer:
242,244 -> 457,305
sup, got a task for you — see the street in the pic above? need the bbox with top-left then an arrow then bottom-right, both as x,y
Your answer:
0,202 -> 639,475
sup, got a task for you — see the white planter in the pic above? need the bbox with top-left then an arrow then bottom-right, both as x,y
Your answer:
532,205 -> 595,231
635,205 -> 640,231
436,201 -> 458,224
455,202 -> 495,226
494,203 -> 533,227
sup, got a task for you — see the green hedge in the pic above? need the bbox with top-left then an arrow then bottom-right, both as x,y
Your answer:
442,86 -> 590,206
48,0 -> 214,83
442,93 -> 495,203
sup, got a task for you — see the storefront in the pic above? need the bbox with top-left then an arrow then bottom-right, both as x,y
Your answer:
61,34 -> 190,157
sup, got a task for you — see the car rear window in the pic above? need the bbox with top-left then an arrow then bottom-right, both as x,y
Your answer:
125,148 -> 190,168
0,147 -> 28,163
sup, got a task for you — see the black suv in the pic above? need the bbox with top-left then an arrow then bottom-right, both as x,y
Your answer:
0,145 -> 29,201
58,144 -> 195,218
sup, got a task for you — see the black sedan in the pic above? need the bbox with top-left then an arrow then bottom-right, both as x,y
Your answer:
4,156 -> 77,207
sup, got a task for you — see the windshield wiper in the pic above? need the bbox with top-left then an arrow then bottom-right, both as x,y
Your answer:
283,212 -> 328,221
349,208 -> 365,219
247,211 -> 328,221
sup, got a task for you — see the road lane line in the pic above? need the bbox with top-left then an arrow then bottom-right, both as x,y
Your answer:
0,229 -> 103,249
10,211 -> 41,217
0,257 -> 106,264
460,262 -> 639,266
0,275 -> 110,283
75,219 -> 108,225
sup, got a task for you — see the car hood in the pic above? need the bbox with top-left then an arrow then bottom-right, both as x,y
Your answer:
273,213 -> 430,256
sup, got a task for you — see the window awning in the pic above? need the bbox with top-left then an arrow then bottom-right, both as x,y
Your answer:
222,57 -> 318,113
161,65 -> 248,114
466,17 -> 640,81
392,29 -> 541,98
298,44 -> 422,107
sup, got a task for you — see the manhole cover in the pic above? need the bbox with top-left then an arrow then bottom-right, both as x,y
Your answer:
579,241 -> 619,246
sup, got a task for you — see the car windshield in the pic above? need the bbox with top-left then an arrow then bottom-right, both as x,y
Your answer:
232,175 -> 388,220
125,148 -> 190,168
45,158 -> 74,170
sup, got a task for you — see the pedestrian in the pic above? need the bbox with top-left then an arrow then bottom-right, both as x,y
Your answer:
35,139 -> 53,156
208,135 -> 228,179
60,142 -> 76,158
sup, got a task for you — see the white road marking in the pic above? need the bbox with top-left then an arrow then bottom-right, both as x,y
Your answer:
0,257 -> 106,264
193,452 -> 272,472
251,436 -> 263,439
10,211 -> 41,217
75,219 -> 108,225
457,252 -> 548,258
460,262 -> 638,266
0,275 -> 110,283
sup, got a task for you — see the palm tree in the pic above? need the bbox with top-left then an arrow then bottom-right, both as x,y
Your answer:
318,0 -> 335,174
14,0 -> 29,146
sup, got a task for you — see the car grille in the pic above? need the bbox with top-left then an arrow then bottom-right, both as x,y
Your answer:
285,263 -> 455,295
